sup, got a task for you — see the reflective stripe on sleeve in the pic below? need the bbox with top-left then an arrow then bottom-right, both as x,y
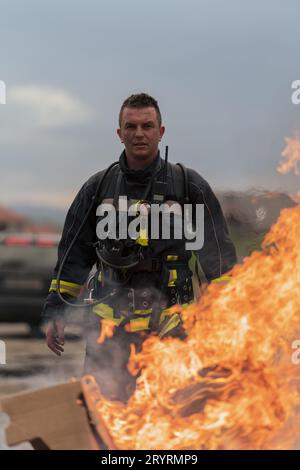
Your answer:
158,313 -> 181,338
125,317 -> 151,332
211,275 -> 232,283
49,279 -> 82,297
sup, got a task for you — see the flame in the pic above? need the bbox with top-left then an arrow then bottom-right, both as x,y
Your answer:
277,133 -> 300,204
92,204 -> 300,449
278,135 -> 300,176
97,319 -> 116,344
91,138 -> 300,449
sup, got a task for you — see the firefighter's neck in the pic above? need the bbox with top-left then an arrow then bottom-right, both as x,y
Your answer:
125,151 -> 158,170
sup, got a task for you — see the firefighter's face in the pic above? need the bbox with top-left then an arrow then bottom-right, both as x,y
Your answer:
117,107 -> 165,162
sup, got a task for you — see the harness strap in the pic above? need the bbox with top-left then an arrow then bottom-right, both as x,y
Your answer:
128,258 -> 163,273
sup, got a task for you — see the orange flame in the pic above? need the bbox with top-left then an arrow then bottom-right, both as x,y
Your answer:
92,138 -> 300,449
278,135 -> 300,176
92,204 -> 300,449
97,319 -> 116,344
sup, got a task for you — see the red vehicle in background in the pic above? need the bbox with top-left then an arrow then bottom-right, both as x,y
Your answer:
0,233 -> 60,333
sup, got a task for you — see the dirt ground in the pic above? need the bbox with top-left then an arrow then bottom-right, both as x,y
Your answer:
0,322 -> 86,449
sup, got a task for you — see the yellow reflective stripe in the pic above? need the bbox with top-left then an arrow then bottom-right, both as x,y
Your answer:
159,305 -> 189,324
160,306 -> 180,324
130,200 -> 149,246
133,308 -> 152,316
98,271 -> 102,281
136,236 -> 149,246
49,287 -> 78,297
49,279 -> 81,297
188,251 -> 204,301
92,302 -> 183,334
211,275 -> 232,283
159,308 -> 172,324
167,255 -> 178,287
168,269 -> 177,287
128,317 -> 151,332
92,303 -> 124,326
93,304 -> 153,330
50,279 -> 81,290
159,313 -> 181,338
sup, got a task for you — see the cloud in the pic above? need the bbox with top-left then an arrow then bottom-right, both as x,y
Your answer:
0,170 -> 75,209
8,85 -> 93,129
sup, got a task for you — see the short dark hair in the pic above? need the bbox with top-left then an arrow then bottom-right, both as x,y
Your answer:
119,93 -> 162,127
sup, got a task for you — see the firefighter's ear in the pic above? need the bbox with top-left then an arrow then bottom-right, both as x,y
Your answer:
117,128 -> 123,142
159,126 -> 165,139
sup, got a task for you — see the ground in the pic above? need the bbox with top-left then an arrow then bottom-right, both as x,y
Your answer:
0,322 -> 86,449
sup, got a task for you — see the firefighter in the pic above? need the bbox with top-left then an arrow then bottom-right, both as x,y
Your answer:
42,93 -> 237,401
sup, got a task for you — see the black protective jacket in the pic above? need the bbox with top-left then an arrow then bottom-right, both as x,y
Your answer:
42,151 -> 237,319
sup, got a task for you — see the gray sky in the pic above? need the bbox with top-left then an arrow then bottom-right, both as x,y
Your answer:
0,0 -> 300,209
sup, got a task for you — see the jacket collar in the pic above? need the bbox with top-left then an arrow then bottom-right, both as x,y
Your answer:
119,150 -> 163,182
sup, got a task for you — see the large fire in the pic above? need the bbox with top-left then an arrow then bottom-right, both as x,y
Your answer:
93,138 -> 300,450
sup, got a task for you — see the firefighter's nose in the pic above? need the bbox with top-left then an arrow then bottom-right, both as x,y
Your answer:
135,126 -> 144,137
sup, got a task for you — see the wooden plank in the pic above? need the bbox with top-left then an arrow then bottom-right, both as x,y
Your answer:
81,375 -> 118,450
0,380 -> 99,450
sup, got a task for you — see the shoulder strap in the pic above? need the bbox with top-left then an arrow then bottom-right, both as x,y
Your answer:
96,162 -> 190,205
170,162 -> 189,204
95,162 -> 120,205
